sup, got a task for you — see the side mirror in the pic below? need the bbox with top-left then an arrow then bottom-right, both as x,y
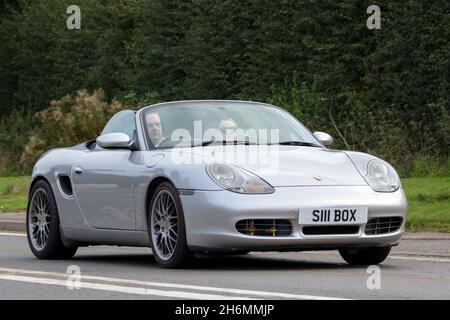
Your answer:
313,131 -> 333,147
96,132 -> 132,149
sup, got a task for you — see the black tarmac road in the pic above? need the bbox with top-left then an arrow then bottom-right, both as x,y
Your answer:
0,233 -> 449,300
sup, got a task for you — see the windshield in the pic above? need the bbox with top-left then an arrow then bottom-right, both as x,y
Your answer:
141,101 -> 320,149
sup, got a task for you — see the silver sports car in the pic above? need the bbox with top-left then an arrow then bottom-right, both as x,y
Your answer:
27,100 -> 407,268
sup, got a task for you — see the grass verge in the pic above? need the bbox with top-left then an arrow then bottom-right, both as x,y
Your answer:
402,177 -> 449,232
0,176 -> 29,212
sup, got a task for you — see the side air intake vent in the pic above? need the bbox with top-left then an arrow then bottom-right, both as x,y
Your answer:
58,175 -> 73,198
236,219 -> 292,237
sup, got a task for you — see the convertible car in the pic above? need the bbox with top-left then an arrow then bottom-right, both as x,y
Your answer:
27,100 -> 407,268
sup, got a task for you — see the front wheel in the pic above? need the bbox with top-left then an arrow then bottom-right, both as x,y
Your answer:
339,247 -> 391,265
27,180 -> 78,259
148,182 -> 195,268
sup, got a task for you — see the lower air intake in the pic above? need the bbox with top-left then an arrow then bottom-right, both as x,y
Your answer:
236,219 -> 292,237
302,226 -> 360,235
365,217 -> 403,235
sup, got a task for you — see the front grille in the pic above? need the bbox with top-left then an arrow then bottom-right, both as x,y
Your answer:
365,217 -> 403,235
302,225 -> 360,235
236,219 -> 292,237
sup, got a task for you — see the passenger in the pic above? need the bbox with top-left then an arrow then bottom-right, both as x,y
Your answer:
218,118 -> 238,140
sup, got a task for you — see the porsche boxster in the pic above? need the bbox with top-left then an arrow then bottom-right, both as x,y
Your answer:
27,100 -> 407,268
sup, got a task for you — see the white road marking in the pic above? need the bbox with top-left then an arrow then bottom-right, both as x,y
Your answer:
0,232 -> 26,237
389,256 -> 450,263
0,267 -> 347,300
0,275 -> 253,300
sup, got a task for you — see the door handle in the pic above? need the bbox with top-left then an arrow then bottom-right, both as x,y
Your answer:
74,166 -> 83,175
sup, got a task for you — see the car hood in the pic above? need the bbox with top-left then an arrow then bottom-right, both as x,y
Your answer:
187,145 -> 368,187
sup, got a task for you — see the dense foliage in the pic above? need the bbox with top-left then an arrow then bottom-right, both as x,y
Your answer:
0,0 -> 448,175
19,90 -> 127,171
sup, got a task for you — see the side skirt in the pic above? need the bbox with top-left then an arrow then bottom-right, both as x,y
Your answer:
61,224 -> 151,247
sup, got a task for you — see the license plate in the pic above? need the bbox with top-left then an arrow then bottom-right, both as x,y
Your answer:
299,207 -> 368,225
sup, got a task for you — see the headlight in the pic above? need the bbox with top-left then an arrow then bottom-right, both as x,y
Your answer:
206,163 -> 274,194
364,160 -> 400,192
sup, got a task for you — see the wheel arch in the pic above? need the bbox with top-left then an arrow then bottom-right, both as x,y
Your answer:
28,175 -> 52,198
145,176 -> 177,221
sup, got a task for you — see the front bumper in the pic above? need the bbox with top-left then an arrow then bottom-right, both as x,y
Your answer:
180,186 -> 408,252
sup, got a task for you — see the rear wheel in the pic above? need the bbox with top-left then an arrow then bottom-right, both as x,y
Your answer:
27,180 -> 78,259
148,182 -> 195,268
339,247 -> 391,265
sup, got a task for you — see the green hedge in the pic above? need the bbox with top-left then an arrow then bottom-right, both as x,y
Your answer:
0,1 -> 449,175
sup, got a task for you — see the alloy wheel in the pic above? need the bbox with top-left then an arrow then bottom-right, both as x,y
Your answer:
150,190 -> 178,260
28,188 -> 51,251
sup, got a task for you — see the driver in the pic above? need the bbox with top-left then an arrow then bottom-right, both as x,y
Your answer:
145,112 -> 164,147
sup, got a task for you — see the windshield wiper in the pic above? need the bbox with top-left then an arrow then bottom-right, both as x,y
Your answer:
193,140 -> 321,147
273,141 -> 322,147
197,139 -> 257,147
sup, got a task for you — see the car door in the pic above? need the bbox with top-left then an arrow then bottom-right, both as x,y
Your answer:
72,110 -> 137,230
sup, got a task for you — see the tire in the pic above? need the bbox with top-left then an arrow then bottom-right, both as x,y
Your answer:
339,247 -> 391,265
148,182 -> 195,268
26,180 -> 78,259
